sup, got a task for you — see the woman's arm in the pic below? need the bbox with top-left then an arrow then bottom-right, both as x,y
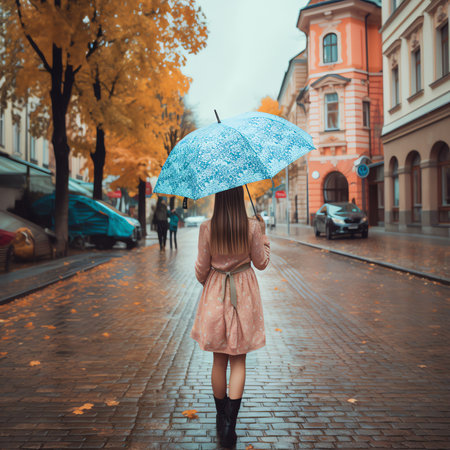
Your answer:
195,222 -> 211,284
250,219 -> 270,270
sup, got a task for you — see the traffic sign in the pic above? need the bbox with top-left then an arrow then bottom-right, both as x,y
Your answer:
356,163 -> 369,178
275,190 -> 287,199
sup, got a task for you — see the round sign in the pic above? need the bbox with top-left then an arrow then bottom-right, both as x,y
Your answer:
312,170 -> 320,180
356,164 -> 369,178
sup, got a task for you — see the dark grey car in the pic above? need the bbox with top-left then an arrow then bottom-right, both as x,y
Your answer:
313,202 -> 369,240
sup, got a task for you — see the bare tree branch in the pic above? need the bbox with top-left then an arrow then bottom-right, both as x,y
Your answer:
15,0 -> 52,73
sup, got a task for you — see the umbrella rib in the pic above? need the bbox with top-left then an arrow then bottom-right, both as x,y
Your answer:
220,123 -> 272,181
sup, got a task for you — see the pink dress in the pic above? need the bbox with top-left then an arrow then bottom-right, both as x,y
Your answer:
190,217 -> 271,355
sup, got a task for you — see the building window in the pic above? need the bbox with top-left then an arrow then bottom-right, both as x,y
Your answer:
323,33 -> 338,64
363,101 -> 370,128
412,48 -> 421,93
411,153 -> 421,223
43,139 -> 49,168
13,122 -> 21,155
438,143 -> 450,222
0,110 -> 4,147
392,66 -> 399,107
323,171 -> 348,202
392,158 -> 399,222
325,93 -> 339,130
438,22 -> 449,78
30,136 -> 36,162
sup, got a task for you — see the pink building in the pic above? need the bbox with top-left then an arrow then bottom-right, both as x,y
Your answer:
296,0 -> 385,224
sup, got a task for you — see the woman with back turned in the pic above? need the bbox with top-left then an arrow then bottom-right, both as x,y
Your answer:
190,185 -> 270,448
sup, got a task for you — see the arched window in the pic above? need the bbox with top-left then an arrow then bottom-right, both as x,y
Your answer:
410,152 -> 421,223
391,157 -> 399,222
323,33 -> 338,64
323,171 -> 348,203
437,142 -> 450,222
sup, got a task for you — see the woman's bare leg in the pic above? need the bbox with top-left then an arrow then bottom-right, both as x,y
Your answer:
212,352 -> 229,398
229,354 -> 246,399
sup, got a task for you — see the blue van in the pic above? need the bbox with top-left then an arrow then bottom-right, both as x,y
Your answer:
32,194 -> 141,249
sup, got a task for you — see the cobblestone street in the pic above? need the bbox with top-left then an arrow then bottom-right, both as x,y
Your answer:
0,229 -> 449,449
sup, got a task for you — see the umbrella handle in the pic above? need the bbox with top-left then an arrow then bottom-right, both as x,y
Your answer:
245,184 -> 257,218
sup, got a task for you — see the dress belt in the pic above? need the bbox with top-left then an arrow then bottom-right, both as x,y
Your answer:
211,262 -> 251,309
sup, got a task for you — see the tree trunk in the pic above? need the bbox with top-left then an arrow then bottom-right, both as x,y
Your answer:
91,125 -> 105,200
50,43 -> 74,256
91,75 -> 105,200
138,179 -> 146,238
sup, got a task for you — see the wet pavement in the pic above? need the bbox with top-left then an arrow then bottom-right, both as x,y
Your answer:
0,228 -> 449,449
269,224 -> 450,283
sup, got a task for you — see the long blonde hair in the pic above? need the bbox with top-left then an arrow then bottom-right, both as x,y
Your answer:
210,186 -> 250,255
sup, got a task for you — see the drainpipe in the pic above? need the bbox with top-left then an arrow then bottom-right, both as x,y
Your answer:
365,13 -> 372,160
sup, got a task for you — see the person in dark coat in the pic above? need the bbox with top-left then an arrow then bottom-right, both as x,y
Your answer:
154,197 -> 169,250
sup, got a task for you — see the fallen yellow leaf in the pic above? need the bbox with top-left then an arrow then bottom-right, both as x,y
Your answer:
41,325 -> 56,330
0,352 -> 7,357
182,409 -> 198,419
24,322 -> 33,328
105,399 -> 119,406
71,309 -> 77,314
102,332 -> 110,337
347,398 -> 357,403
275,328 -> 282,332
29,360 -> 41,366
44,335 -> 50,340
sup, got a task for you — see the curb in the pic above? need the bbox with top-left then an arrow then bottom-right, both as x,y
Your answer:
269,233 -> 450,286
0,255 -> 120,305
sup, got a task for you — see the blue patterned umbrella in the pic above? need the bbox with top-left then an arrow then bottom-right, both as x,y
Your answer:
154,111 -> 315,204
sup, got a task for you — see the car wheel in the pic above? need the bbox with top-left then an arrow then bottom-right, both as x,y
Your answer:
94,236 -> 115,250
362,230 -> 369,239
326,224 -> 333,240
126,239 -> 138,250
314,223 -> 320,237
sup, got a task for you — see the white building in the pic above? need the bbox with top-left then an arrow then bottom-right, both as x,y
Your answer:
381,0 -> 450,236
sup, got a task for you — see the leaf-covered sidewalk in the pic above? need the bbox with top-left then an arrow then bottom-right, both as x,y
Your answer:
0,229 -> 449,449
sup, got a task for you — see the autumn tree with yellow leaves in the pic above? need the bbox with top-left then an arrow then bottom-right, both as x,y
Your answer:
0,0 -> 207,254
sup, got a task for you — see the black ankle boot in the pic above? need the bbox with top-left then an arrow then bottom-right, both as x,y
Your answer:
214,394 -> 228,437
220,397 -> 242,448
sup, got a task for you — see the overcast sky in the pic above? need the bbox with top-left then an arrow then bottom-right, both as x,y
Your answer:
183,0 -> 309,127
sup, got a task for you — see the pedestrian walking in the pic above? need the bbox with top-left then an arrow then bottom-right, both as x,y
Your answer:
190,186 -> 270,448
153,197 -> 169,251
168,209 -> 179,250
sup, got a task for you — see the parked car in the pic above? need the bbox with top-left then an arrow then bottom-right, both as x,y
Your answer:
31,194 -> 141,249
313,202 -> 368,239
0,210 -> 55,269
184,215 -> 206,227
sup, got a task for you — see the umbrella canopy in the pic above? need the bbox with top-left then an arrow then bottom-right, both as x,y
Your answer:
154,111 -> 314,200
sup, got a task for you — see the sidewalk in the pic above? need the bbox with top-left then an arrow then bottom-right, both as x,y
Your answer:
269,223 -> 450,285
0,251 -> 124,305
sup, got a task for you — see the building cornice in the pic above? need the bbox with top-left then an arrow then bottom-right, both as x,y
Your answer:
400,15 -> 424,39
381,92 -> 450,142
298,0 -> 380,33
307,67 -> 383,82
311,73 -> 351,88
